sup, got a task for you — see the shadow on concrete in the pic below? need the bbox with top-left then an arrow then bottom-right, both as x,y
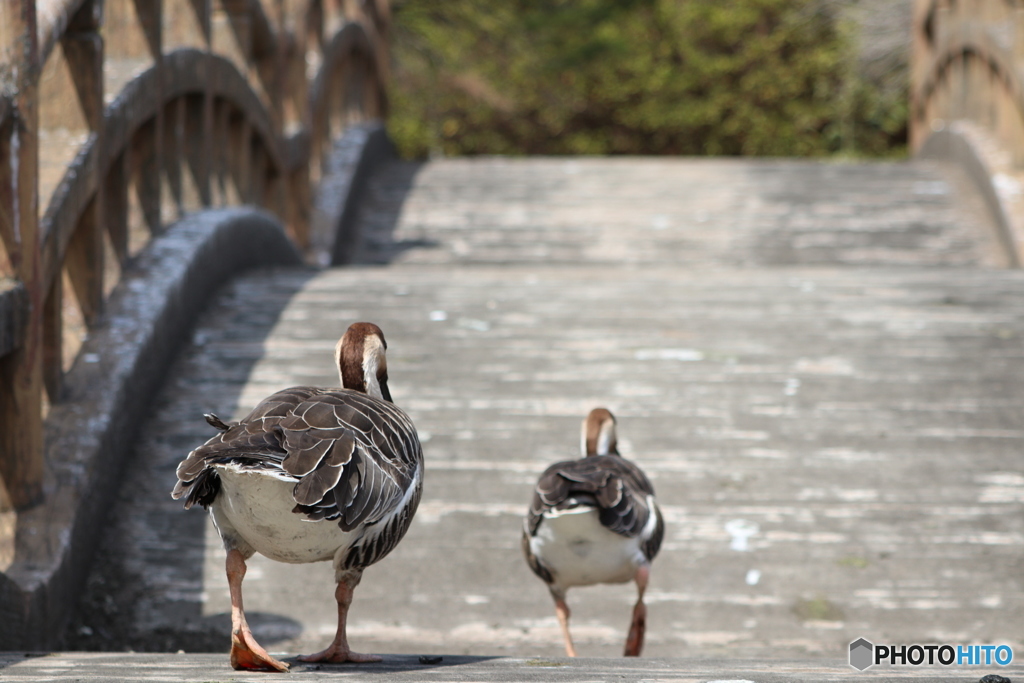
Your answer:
284,654 -> 502,674
350,161 -> 442,265
59,266 -> 317,653
0,653 -> 505,675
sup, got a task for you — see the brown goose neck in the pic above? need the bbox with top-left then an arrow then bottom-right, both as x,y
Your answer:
583,408 -> 618,456
338,329 -> 367,393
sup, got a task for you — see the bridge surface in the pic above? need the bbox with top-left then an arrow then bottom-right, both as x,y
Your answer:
56,154 -> 1024,680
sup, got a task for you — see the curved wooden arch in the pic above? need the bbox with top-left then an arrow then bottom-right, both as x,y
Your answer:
0,0 -> 391,510
912,0 -> 1024,147
40,49 -> 285,291
309,21 -> 387,169
36,0 -> 91,67
912,14 -> 1024,137
911,0 -> 1024,267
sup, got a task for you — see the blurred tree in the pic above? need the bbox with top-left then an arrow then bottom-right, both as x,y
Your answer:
388,0 -> 908,158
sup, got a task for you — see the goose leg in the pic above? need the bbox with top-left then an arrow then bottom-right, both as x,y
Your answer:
227,549 -> 289,672
299,574 -> 382,663
551,588 -> 577,657
624,564 -> 650,657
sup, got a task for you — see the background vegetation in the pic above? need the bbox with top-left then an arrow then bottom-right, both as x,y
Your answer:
386,0 -> 910,158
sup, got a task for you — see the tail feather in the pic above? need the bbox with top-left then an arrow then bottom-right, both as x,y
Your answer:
205,413 -> 231,431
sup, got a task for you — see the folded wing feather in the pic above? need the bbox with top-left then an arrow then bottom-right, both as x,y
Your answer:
527,456 -> 656,540
172,387 -> 417,534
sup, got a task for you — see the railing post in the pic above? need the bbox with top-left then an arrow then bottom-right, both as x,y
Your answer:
134,117 -> 162,236
212,99 -> 230,205
136,0 -> 163,237
0,0 -> 43,510
103,151 -> 129,262
163,96 -> 185,219
41,275 -> 61,400
185,93 -> 211,208
62,0 -> 106,330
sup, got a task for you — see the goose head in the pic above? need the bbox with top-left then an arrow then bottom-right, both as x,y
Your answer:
336,322 -> 392,402
581,407 -> 618,456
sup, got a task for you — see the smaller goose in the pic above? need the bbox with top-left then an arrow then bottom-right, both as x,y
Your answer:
172,322 -> 423,671
523,408 -> 664,657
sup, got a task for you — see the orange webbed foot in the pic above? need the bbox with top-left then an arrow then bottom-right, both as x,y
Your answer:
230,627 -> 290,672
297,644 -> 382,664
624,601 -> 647,657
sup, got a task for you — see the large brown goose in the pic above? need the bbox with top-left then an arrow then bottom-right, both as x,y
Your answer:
172,322 -> 423,671
523,408 -> 664,657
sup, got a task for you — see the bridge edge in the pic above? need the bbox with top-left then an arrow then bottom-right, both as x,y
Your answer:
309,120 -> 395,267
917,123 -> 1024,268
0,208 -> 302,649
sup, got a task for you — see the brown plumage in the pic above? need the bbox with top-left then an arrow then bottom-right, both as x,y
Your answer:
171,322 -> 423,671
525,455 -> 662,557
523,408 -> 664,657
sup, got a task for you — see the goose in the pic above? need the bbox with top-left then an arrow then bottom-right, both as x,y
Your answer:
171,322 -> 423,671
522,408 -> 664,657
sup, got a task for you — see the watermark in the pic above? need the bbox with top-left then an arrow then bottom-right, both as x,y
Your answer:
849,638 -> 1014,671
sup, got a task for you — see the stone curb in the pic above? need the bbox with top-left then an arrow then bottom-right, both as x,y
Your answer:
0,208 -> 302,648
918,122 -> 1023,267
308,120 -> 396,266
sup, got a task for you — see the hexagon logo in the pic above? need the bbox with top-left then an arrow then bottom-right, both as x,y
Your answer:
849,638 -> 874,671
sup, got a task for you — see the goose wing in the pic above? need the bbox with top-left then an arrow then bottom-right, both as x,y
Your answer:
172,387 -> 422,533
526,455 -> 663,557
284,390 -> 422,531
171,386 -> 317,508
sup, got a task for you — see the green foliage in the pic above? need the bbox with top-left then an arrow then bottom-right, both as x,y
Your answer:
387,0 -> 908,158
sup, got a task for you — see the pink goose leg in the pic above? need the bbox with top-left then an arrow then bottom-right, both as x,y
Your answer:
552,589 -> 577,657
298,572 -> 382,664
227,549 -> 289,672
624,564 -> 650,657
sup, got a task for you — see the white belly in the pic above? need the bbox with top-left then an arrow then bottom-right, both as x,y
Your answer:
211,468 -> 357,564
530,507 -> 644,589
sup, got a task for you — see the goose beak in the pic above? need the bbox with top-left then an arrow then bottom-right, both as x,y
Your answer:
380,377 -> 393,403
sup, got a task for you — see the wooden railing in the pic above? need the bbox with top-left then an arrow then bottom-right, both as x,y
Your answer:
911,0 -> 1024,264
0,0 -> 389,512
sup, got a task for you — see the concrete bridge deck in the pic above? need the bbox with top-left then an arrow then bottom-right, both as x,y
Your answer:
0,652 -> 1005,682
60,156 -> 1024,678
